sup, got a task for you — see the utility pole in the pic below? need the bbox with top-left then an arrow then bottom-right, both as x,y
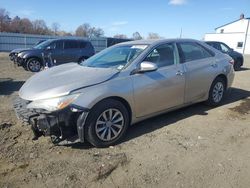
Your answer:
243,19 -> 249,55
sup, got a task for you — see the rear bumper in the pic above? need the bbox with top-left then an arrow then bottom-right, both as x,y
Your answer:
13,97 -> 89,144
227,66 -> 235,89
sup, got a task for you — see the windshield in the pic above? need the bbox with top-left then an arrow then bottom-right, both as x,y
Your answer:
33,40 -> 53,49
81,45 -> 148,69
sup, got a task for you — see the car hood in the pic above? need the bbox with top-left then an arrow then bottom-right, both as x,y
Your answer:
18,49 -> 43,58
19,63 -> 119,101
10,48 -> 30,54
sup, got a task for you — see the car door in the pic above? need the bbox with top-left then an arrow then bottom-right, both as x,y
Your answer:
177,42 -> 216,103
64,40 -> 81,63
50,40 -> 65,64
132,43 -> 185,118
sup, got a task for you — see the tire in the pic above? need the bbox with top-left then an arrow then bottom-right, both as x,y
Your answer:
233,58 -> 242,71
78,57 -> 87,64
206,77 -> 226,106
84,99 -> 129,147
22,62 -> 29,71
26,58 -> 42,72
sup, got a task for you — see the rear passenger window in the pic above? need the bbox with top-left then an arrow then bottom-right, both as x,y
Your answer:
220,43 -> 229,53
64,41 -> 79,49
178,42 -> 213,63
144,43 -> 176,68
79,41 -> 87,48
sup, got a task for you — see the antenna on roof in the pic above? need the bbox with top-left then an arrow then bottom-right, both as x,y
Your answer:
180,28 -> 182,38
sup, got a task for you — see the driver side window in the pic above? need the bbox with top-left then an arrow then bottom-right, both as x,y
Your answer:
47,42 -> 56,50
144,43 -> 175,68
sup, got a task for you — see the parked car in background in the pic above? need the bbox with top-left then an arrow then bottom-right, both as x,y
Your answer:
14,39 -> 234,147
9,39 -> 49,65
9,39 -> 95,72
205,41 -> 244,71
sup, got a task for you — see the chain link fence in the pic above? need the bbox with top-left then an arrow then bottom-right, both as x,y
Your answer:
0,32 -> 107,53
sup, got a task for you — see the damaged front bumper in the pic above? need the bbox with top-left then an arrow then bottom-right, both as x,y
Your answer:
9,53 -> 24,66
13,97 -> 89,145
9,53 -> 19,64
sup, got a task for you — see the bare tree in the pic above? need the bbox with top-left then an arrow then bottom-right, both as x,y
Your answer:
75,23 -> 90,37
75,23 -> 104,38
0,7 -> 105,37
32,19 -> 49,35
51,22 -> 60,35
147,32 -> 161,39
113,34 -> 128,39
0,8 -> 11,32
20,18 -> 33,33
57,30 -> 73,36
9,16 -> 21,33
89,27 -> 104,38
132,32 -> 143,40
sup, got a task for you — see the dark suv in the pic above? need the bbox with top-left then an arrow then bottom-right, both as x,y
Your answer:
205,41 -> 244,71
9,39 -> 95,72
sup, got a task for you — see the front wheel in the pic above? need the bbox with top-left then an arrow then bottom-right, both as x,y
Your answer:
206,77 -> 226,106
85,99 -> 129,147
27,58 -> 42,72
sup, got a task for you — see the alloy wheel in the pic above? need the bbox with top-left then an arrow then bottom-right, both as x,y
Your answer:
212,82 -> 224,103
28,59 -> 41,72
95,108 -> 124,141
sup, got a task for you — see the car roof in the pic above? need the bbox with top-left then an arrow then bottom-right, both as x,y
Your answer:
116,38 -> 203,46
205,41 -> 224,44
48,38 -> 89,42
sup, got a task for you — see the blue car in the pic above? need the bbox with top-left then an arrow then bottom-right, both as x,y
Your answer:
205,41 -> 244,71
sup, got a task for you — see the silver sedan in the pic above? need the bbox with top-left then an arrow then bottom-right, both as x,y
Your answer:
15,39 -> 235,147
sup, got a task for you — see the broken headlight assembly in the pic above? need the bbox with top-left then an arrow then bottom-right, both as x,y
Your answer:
27,93 -> 80,112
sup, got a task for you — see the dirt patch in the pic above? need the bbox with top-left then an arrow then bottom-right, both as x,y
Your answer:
94,153 -> 128,180
230,98 -> 250,115
0,122 -> 13,130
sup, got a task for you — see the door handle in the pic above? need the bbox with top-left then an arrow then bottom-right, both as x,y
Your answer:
176,70 -> 184,76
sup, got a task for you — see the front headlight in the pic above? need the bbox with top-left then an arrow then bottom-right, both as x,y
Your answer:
17,52 -> 23,57
27,94 -> 79,112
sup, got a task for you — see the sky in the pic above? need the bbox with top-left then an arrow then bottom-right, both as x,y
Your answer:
1,0 -> 250,39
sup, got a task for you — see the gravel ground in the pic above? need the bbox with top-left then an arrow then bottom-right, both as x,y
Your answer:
0,52 -> 250,188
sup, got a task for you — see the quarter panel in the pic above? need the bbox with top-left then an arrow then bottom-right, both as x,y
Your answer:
184,57 -> 217,103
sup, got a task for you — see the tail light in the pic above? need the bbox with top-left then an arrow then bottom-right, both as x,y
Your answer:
229,59 -> 234,65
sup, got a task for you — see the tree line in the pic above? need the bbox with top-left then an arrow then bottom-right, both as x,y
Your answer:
0,8 -> 161,39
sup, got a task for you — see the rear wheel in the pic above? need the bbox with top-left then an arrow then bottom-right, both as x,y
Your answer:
206,77 -> 226,106
78,57 -> 87,64
234,58 -> 242,71
85,99 -> 129,147
27,58 -> 42,72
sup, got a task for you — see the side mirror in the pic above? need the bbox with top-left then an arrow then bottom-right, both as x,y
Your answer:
131,61 -> 158,74
230,48 -> 234,52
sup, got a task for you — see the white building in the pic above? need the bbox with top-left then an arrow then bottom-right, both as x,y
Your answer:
204,14 -> 250,55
